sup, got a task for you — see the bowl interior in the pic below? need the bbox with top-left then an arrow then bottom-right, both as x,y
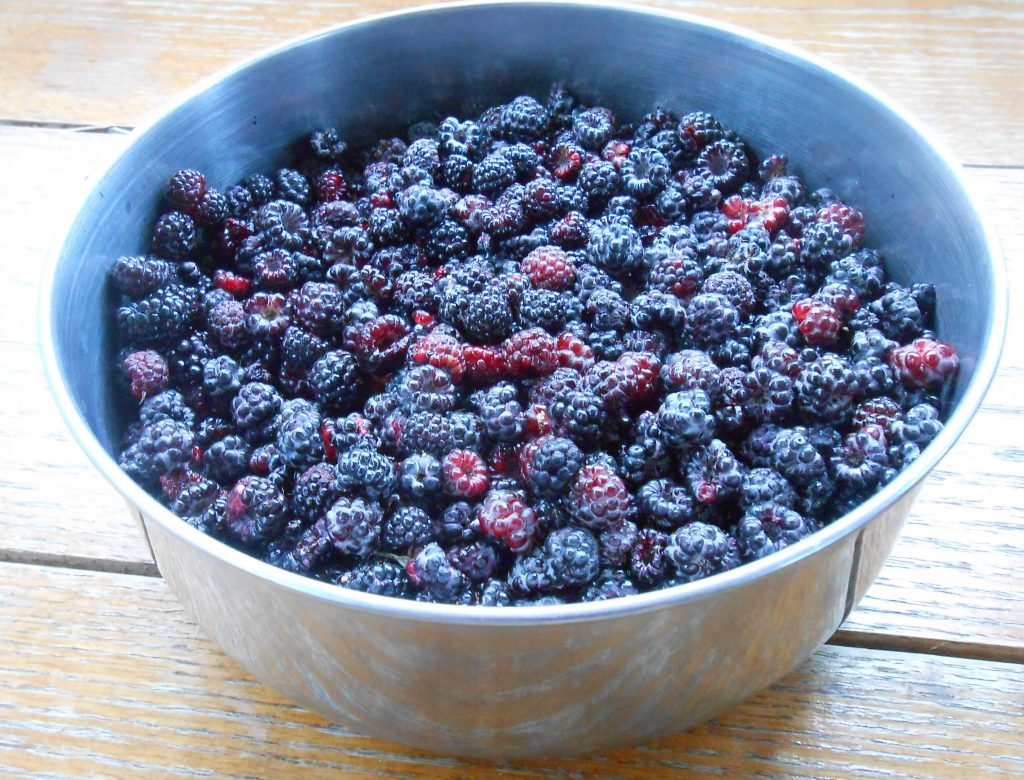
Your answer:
48,3 -> 997,477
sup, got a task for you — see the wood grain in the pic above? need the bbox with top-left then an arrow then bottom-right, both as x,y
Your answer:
0,126 -> 151,570
2,562 -> 1023,778
0,0 -> 1021,165
1,124 -> 1022,655
839,167 -> 1024,656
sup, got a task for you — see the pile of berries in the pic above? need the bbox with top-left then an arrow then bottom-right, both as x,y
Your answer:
112,87 -> 959,606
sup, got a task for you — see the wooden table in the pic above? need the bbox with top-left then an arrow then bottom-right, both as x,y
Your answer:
2,1 -> 1022,776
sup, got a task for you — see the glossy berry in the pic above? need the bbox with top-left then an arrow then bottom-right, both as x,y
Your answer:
382,506 -> 435,553
771,428 -> 826,485
568,463 -> 634,531
291,463 -> 343,523
309,350 -> 361,412
524,436 -> 583,499
111,255 -> 177,299
889,338 -> 959,389
337,441 -> 397,498
544,527 -> 600,589
832,430 -> 890,490
521,245 -> 577,291
152,211 -> 197,260
322,496 -> 383,558
637,478 -> 694,531
441,449 -> 489,499
336,558 -> 409,598
122,350 -> 169,400
657,389 -> 715,450
792,298 -> 842,347
223,476 -> 287,546
736,503 -> 815,561
630,528 -> 670,588
477,490 -> 539,553
118,284 -> 198,347
447,541 -> 499,583
666,522 -> 741,583
405,540 -> 473,601
896,403 -> 944,446
504,328 -> 558,378
397,452 -> 442,501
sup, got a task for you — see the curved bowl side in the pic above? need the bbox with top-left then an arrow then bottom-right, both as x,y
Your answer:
141,490 -> 915,757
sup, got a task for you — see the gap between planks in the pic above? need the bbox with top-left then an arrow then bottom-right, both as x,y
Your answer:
0,118 -> 1023,172
3,555 -> 1020,667
0,548 -> 158,577
0,117 -> 133,133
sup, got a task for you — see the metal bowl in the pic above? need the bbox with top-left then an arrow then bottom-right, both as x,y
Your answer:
40,1 -> 1006,758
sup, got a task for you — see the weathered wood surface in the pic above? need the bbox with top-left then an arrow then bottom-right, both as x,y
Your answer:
0,127 -> 152,571
0,1 -> 1022,165
3,562 -> 1023,778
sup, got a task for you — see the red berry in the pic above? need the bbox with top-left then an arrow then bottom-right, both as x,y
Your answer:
442,450 -> 490,499
616,351 -> 662,406
412,310 -> 435,327
549,143 -> 583,181
636,204 -> 667,232
720,194 -> 789,235
568,464 -> 634,531
756,341 -> 802,379
476,490 -> 539,553
521,245 -> 577,291
601,140 -> 631,170
853,397 -> 903,434
452,194 -> 493,234
587,354 -> 660,410
316,169 -> 348,202
860,423 -> 888,444
343,315 -> 410,371
214,269 -> 252,298
410,333 -> 466,382
320,419 -> 337,462
159,468 -> 201,501
889,338 -> 959,388
517,437 -> 543,482
487,444 -> 517,476
556,331 -> 595,373
792,298 -> 841,347
122,349 -> 169,400
549,211 -> 589,248
817,202 -> 865,247
522,178 -> 559,222
464,344 -> 508,384
215,218 -> 252,257
504,328 -> 558,378
695,481 -> 718,504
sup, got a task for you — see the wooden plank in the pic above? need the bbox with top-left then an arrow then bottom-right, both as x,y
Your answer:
0,127 -> 152,569
2,562 -> 1022,778
0,0 -> 1021,165
839,167 -> 1024,655
1,126 -> 1022,653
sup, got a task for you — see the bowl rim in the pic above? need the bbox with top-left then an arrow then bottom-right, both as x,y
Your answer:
39,0 -> 1008,626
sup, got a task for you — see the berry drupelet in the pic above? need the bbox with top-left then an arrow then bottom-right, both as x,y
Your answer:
111,88 -> 960,606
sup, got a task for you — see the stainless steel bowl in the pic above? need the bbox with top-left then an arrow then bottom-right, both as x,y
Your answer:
40,1 -> 1006,758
